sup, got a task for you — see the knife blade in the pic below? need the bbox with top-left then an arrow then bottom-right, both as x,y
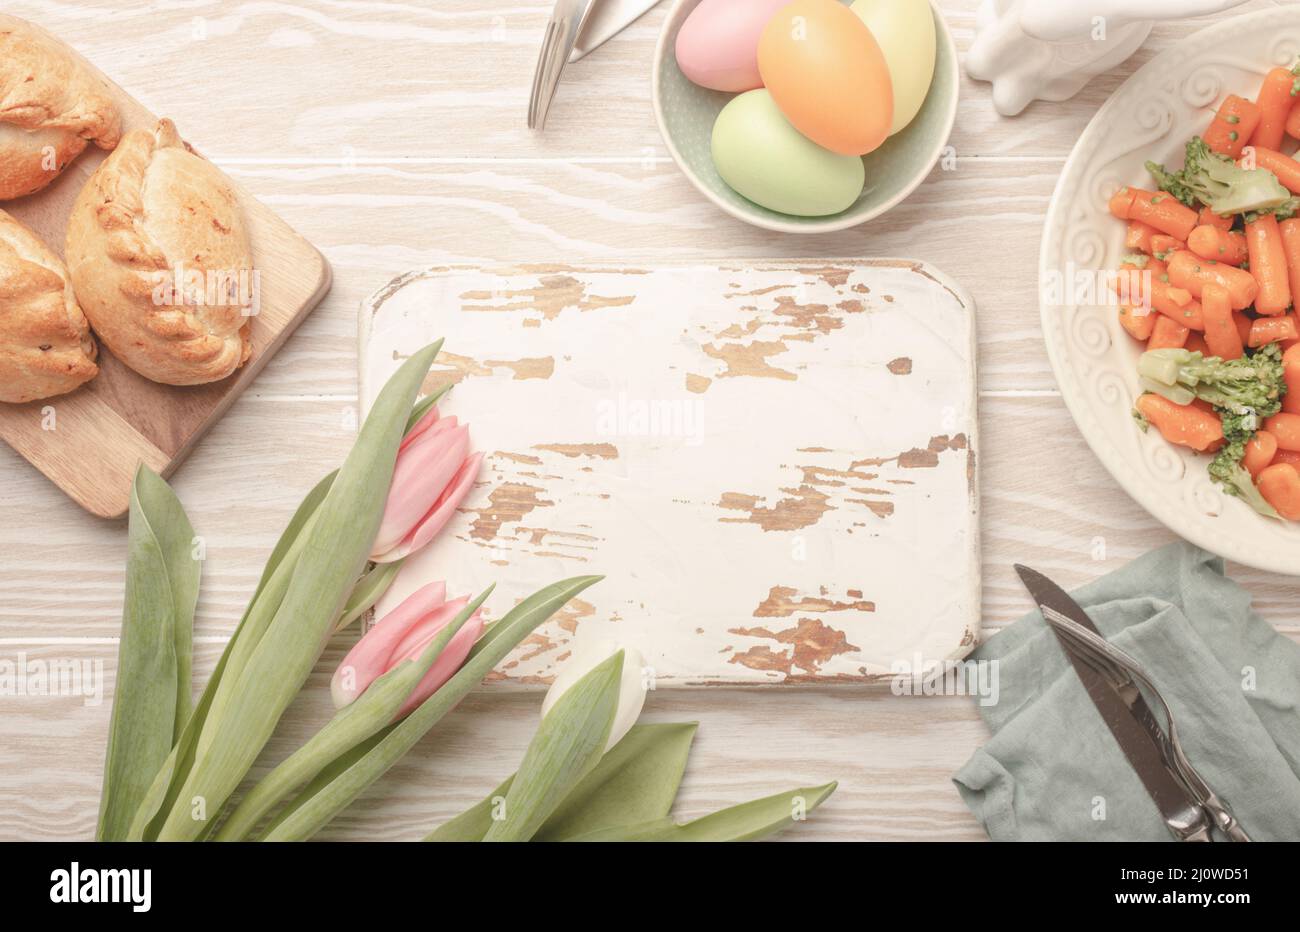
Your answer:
1013,564 -> 1212,841
569,0 -> 660,62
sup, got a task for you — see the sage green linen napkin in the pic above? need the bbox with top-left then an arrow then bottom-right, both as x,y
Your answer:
954,542 -> 1300,841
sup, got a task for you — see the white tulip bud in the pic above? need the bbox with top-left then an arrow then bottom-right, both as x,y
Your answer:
541,639 -> 647,752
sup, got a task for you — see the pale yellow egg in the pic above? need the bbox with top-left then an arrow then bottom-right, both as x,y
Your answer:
851,0 -> 936,136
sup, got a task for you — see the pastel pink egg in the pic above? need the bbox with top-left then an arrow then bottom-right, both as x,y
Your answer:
674,0 -> 793,93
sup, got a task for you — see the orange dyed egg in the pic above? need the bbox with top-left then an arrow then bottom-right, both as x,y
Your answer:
757,0 -> 893,156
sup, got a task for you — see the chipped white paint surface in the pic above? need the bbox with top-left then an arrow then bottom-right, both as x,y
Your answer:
362,261 -> 979,685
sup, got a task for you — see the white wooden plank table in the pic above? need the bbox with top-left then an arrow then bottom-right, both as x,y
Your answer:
1,0 -> 1295,842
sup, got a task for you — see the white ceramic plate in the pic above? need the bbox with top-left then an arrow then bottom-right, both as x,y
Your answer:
1041,7 -> 1300,576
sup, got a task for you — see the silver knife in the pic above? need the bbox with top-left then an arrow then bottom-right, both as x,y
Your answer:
1013,564 -> 1214,841
569,0 -> 661,62
1035,594 -> 1251,842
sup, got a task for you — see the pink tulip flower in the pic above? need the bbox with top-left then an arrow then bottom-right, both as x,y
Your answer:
331,581 -> 484,719
370,405 -> 483,563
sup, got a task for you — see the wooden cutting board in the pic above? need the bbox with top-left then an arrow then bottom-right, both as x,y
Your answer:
0,28 -> 331,519
361,260 -> 979,686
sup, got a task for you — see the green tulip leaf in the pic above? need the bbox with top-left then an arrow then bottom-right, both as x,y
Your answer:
535,722 -> 697,840
403,382 -> 453,434
127,469 -> 336,841
97,467 -> 200,841
564,781 -> 838,842
481,652 -> 623,842
426,722 -> 698,842
424,774 -> 515,842
251,470 -> 336,607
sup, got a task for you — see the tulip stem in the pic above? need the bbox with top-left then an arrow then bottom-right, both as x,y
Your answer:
332,560 -> 403,636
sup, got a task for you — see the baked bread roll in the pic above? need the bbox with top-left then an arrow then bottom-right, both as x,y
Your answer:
0,209 -> 98,403
65,118 -> 254,386
0,14 -> 121,200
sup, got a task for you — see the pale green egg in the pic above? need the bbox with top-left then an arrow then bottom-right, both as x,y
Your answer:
710,89 -> 865,217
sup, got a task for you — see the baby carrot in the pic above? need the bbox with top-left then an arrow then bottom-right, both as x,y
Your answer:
1130,190 -> 1199,241
1253,67 -> 1296,152
1136,393 -> 1224,451
1126,220 -> 1157,253
1167,249 -> 1259,309
1153,287 -> 1202,329
1148,314 -> 1191,350
1114,269 -> 1202,329
1119,305 -> 1156,341
1185,331 -> 1211,356
1243,430 -> 1280,478
1112,263 -> 1148,306
1204,95 -> 1261,158
1248,314 -> 1299,347
1235,311 -> 1253,345
1271,448 -> 1300,468
1265,411 -> 1300,449
1283,342 -> 1300,414
1287,90 -> 1300,140
1246,214 -> 1293,315
1201,282 -> 1244,360
1187,225 -> 1248,266
1257,463 -> 1300,519
1278,218 -> 1300,307
1150,234 -> 1186,257
1247,146 -> 1300,194
1109,186 -> 1138,220
1198,206 -> 1234,231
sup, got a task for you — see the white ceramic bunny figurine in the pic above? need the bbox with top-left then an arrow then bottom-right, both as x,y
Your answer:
966,0 -> 1248,116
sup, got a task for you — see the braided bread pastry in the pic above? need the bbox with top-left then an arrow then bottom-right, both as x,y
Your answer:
0,209 -> 98,403
0,14 -> 120,200
65,119 -> 253,386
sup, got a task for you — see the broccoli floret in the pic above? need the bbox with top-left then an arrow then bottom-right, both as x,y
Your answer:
1138,343 -> 1285,418
1208,452 -> 1280,518
1209,413 -> 1279,518
1146,137 -> 1291,216
1249,195 -> 1300,222
1145,159 -> 1198,208
1139,344 -> 1288,515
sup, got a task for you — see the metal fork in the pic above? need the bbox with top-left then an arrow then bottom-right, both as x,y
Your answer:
1042,606 -> 1251,841
528,0 -> 596,131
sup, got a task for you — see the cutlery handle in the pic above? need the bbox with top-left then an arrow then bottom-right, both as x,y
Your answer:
1222,820 -> 1252,842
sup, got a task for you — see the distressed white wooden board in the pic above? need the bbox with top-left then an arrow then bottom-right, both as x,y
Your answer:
361,261 -> 979,686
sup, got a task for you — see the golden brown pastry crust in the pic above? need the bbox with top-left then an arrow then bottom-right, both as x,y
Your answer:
0,209 -> 98,403
65,119 -> 254,386
0,14 -> 121,200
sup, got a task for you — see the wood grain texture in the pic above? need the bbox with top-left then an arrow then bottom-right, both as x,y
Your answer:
0,0 -> 1296,841
0,20 -> 331,517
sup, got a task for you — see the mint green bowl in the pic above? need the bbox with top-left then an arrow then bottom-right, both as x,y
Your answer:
652,0 -> 959,234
